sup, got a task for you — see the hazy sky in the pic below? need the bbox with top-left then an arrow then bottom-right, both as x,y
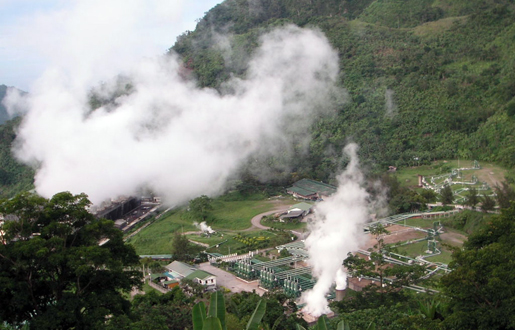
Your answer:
0,0 -> 223,91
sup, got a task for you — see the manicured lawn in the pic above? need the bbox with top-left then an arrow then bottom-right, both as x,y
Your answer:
128,197 -> 295,254
209,199 -> 293,230
126,209 -> 197,254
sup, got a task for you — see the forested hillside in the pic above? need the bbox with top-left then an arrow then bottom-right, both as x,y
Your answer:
0,85 -> 13,125
171,0 -> 515,182
0,85 -> 33,198
0,117 -> 34,198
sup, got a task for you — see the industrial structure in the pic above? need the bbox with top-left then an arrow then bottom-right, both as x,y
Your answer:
233,254 -> 314,297
286,179 -> 337,200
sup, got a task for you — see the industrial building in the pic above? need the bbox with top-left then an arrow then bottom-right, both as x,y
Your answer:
286,179 -> 337,200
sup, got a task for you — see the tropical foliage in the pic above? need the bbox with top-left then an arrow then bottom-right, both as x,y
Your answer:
172,0 -> 515,183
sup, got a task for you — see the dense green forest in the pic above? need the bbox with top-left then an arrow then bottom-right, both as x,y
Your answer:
0,85 -> 32,198
171,0 -> 515,183
0,85 -> 11,125
0,117 -> 34,198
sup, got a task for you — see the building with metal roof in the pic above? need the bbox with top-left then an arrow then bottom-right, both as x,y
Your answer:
164,261 -> 196,277
286,179 -> 337,200
184,270 -> 217,287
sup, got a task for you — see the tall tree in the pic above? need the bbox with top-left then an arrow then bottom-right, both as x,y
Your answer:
107,288 -> 195,330
188,195 -> 214,222
481,194 -> 496,212
0,192 -> 141,330
440,185 -> 454,205
441,203 -> 515,329
171,231 -> 202,262
493,180 -> 515,209
465,187 -> 479,208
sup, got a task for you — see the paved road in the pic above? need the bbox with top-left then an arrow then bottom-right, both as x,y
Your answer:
249,208 -> 288,230
198,262 -> 266,296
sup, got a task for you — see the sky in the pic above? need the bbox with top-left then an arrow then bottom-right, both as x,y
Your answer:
0,0 -> 224,91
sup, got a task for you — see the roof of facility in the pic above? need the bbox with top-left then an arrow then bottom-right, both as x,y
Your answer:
287,179 -> 336,197
286,186 -> 317,197
151,273 -> 167,280
184,270 -> 215,281
281,210 -> 304,218
289,202 -> 313,212
165,261 -> 196,277
294,179 -> 337,195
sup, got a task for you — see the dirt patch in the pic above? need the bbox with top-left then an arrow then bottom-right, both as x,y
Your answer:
382,230 -> 426,245
361,224 -> 427,249
440,230 -> 467,247
473,165 -> 505,187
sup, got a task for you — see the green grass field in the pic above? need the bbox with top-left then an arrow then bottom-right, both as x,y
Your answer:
143,281 -> 162,294
395,240 -> 429,258
393,233 -> 456,265
126,210 -> 196,255
127,197 -> 296,254
261,218 -> 307,230
210,199 -> 293,230
425,249 -> 453,264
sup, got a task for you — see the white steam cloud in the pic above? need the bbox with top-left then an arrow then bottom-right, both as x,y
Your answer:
385,88 -> 397,118
194,221 -> 215,234
301,143 -> 370,317
6,21 -> 340,205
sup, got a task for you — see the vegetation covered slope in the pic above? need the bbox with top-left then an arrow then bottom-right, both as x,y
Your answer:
0,117 -> 34,198
0,85 -> 13,125
171,0 -> 515,183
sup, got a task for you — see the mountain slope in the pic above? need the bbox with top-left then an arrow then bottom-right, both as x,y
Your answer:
0,86 -> 33,198
0,85 -> 12,125
170,0 -> 515,181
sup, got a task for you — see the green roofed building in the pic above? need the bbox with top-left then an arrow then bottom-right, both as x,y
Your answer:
184,270 -> 217,287
286,179 -> 337,200
164,261 -> 196,277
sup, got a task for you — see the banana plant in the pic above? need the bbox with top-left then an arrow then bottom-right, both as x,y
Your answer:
192,291 -> 267,330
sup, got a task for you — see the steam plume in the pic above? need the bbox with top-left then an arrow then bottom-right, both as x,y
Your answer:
385,88 -> 397,118
194,221 -> 215,234
301,143 -> 369,316
6,21 -> 340,205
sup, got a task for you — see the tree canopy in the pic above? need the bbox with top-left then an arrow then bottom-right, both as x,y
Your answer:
0,192 -> 141,329
188,195 -> 214,222
171,231 -> 203,262
441,203 -> 515,329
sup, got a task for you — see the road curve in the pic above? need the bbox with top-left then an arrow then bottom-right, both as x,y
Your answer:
249,208 -> 288,230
